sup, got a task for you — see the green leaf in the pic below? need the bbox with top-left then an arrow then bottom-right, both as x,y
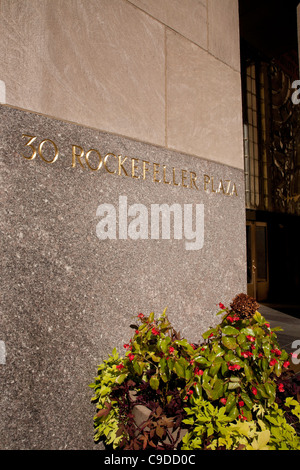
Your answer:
202,328 -> 216,340
225,393 -> 236,413
209,361 -> 222,376
221,361 -> 228,376
222,325 -> 240,336
274,361 -> 282,377
194,383 -> 202,397
148,312 -> 155,323
185,366 -> 193,381
256,430 -> 270,449
202,368 -> 210,385
256,384 -> 269,399
262,342 -> 271,359
264,383 -> 275,403
167,357 -> 175,370
237,333 -> 247,346
150,375 -> 159,390
133,360 -> 143,375
159,357 -> 167,374
222,336 -> 238,350
228,382 -> 240,390
243,363 -> 254,381
174,360 -> 185,378
240,328 -> 255,336
240,392 -> 253,409
211,379 -> 224,400
194,355 -> 209,365
228,406 -> 239,419
253,311 -> 265,325
261,357 -> 269,371
115,374 -> 127,385
202,382 -> 213,400
159,337 -> 171,353
175,339 -> 190,348
151,355 -> 162,363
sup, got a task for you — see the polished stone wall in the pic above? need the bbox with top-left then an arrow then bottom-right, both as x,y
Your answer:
0,105 -> 246,449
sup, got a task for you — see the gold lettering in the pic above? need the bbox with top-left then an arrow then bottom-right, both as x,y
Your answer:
118,155 -> 129,176
190,171 -> 199,190
22,134 -> 37,160
153,163 -> 161,183
217,179 -> 225,194
142,160 -> 150,180
38,139 -> 59,164
85,149 -> 102,171
204,174 -> 210,191
72,145 -> 85,168
224,180 -> 231,195
181,169 -> 188,188
230,182 -> 238,196
172,167 -> 179,186
163,165 -> 170,185
104,153 -> 117,174
211,176 -> 216,193
131,158 -> 139,179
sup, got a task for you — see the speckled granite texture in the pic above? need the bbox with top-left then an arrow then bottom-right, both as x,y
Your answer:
0,105 -> 246,449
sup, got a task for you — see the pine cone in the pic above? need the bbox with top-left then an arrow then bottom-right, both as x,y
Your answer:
230,293 -> 259,319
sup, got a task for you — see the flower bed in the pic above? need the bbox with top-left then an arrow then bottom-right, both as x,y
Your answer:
89,294 -> 300,450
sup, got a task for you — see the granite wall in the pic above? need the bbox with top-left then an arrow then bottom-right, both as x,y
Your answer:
0,105 -> 246,449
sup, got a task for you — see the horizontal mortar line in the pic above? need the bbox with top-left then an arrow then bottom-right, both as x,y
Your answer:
0,103 -> 244,173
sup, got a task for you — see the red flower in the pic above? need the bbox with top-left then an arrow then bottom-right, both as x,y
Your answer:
238,400 -> 244,407
188,390 -> 193,395
246,335 -> 255,342
220,398 -> 227,405
252,387 -> 258,396
169,346 -> 175,353
128,353 -> 135,361
228,363 -> 241,370
138,313 -> 144,319
239,415 -> 247,421
116,364 -> 124,370
241,351 -> 252,358
283,361 -> 290,368
265,322 -> 270,328
123,343 -> 130,349
135,330 -> 140,335
190,359 -> 195,365
278,383 -> 285,392
227,315 -> 240,323
208,333 -> 214,338
151,327 -> 160,336
194,368 -> 204,376
219,303 -> 225,310
258,353 -> 263,358
270,358 -> 278,367
190,343 -> 196,350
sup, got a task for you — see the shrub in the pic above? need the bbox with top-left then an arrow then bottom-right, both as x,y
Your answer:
89,295 -> 300,450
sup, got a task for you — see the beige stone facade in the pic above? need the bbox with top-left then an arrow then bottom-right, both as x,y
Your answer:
0,0 -> 243,169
